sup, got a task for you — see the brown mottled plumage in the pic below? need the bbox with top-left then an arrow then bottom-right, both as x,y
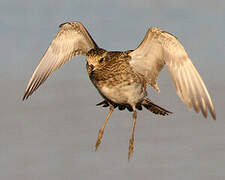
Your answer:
23,21 -> 216,160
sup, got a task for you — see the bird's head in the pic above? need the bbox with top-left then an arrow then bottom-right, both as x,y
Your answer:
86,48 -> 107,71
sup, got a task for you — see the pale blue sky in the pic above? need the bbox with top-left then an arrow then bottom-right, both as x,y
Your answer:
0,0 -> 224,179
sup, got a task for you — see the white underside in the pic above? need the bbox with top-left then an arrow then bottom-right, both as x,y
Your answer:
100,82 -> 145,105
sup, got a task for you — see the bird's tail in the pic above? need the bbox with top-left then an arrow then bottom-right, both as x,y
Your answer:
96,98 -> 172,116
141,98 -> 172,116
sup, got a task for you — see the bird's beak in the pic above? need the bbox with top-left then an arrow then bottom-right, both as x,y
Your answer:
87,63 -> 95,74
89,64 -> 94,71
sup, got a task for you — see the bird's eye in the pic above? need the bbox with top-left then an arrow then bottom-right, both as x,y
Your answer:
99,58 -> 104,63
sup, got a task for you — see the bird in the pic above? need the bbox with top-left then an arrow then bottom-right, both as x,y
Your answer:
23,21 -> 216,160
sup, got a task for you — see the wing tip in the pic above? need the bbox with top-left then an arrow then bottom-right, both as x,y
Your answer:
200,107 -> 216,120
22,85 -> 34,101
209,104 -> 216,120
22,91 -> 29,101
211,110 -> 216,120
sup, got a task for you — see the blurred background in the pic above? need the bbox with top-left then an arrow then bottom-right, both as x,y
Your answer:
0,0 -> 224,179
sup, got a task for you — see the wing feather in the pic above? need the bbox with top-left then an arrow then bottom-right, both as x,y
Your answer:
23,21 -> 97,100
129,27 -> 216,119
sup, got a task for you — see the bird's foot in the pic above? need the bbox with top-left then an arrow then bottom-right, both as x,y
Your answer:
95,128 -> 104,151
128,138 -> 134,161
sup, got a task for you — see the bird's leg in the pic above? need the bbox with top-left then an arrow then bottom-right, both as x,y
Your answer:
95,104 -> 114,151
128,107 -> 137,161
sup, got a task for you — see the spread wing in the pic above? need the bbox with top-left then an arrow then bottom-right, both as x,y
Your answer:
23,21 -> 97,100
129,27 -> 216,119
